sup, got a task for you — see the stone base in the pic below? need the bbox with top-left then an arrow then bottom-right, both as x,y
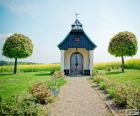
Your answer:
64,69 -> 90,76
84,70 -> 90,76
64,70 -> 69,75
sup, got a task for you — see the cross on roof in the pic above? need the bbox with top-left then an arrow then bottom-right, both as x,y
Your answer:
75,13 -> 79,19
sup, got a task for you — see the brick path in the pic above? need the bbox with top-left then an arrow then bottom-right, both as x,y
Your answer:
50,77 -> 113,116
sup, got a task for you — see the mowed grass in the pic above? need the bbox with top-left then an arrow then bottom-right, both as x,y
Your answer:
0,71 -> 52,98
105,69 -> 140,90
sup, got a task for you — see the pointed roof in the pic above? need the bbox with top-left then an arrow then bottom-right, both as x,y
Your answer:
58,19 -> 97,50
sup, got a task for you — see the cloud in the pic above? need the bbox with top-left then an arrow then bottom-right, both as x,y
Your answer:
0,0 -> 40,16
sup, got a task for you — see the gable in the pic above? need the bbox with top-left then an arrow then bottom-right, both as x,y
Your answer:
58,30 -> 97,50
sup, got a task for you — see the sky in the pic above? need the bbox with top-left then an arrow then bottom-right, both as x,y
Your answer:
0,0 -> 140,63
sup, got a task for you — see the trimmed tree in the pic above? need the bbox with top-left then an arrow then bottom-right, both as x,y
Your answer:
108,31 -> 138,72
2,33 -> 33,74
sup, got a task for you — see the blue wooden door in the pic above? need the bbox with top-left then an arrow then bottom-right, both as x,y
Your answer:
70,52 -> 83,75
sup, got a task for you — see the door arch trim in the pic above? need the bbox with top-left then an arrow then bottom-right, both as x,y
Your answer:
70,52 -> 83,76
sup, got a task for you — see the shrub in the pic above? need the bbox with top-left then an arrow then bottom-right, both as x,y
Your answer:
28,82 -> 51,104
126,88 -> 140,108
46,77 -> 66,91
99,81 -> 107,90
0,95 -> 45,116
92,77 -> 103,83
92,71 -> 104,83
53,71 -> 65,78
54,78 -> 66,89
107,86 -> 116,99
113,86 -> 127,107
91,72 -> 140,108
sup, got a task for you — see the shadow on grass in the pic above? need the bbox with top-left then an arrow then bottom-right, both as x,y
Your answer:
0,73 -> 13,76
34,73 -> 51,76
106,71 -> 124,75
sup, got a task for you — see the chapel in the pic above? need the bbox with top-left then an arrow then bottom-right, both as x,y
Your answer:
58,18 -> 97,76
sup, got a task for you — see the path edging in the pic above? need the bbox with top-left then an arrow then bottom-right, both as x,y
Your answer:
89,80 -> 121,116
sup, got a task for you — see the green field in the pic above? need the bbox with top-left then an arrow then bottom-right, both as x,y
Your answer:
0,59 -> 140,73
94,59 -> 140,70
106,69 -> 140,90
0,64 -> 60,73
105,69 -> 140,90
0,71 -> 54,98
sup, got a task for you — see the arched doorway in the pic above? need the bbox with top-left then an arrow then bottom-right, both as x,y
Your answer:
70,52 -> 83,75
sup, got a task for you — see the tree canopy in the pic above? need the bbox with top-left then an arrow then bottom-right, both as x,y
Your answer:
3,33 -> 33,58
108,31 -> 138,57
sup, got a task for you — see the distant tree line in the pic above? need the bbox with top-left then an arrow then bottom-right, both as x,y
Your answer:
0,60 -> 37,66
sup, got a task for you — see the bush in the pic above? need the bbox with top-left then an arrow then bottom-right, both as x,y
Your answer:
93,77 -> 103,83
53,71 -> 65,78
107,86 -> 116,99
0,95 -> 45,116
91,72 -> 140,108
113,86 -> 127,107
92,72 -> 104,83
46,77 -> 66,91
126,88 -> 140,108
28,82 -> 51,104
99,81 -> 107,90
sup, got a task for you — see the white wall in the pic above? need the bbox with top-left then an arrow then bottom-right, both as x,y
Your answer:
61,50 -> 65,71
89,50 -> 93,75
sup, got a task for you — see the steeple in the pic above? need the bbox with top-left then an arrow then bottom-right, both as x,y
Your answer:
58,14 -> 97,51
71,13 -> 83,30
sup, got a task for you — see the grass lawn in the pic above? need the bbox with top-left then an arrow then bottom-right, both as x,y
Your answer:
0,71 -> 52,98
105,69 -> 140,90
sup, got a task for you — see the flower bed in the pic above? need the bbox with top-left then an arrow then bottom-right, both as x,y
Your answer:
91,72 -> 140,108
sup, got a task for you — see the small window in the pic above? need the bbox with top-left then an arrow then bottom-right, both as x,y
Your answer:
75,36 -> 80,42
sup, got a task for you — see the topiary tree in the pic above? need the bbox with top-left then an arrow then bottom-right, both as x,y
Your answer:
2,33 -> 33,74
108,31 -> 138,72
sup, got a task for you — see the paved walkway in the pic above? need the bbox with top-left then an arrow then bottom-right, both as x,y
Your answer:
50,77 -> 112,116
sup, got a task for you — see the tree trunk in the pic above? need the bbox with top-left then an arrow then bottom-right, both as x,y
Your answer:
14,58 -> 17,74
121,55 -> 124,72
